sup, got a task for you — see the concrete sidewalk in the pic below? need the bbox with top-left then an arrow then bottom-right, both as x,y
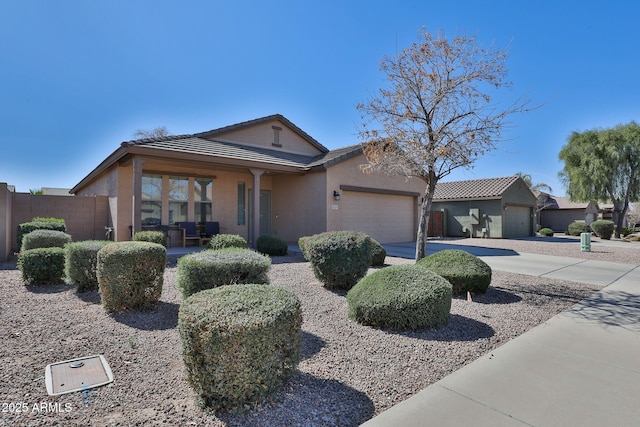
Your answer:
364,244 -> 640,426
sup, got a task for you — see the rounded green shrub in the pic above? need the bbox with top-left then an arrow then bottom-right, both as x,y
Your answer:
96,241 -> 166,311
178,284 -> 302,412
133,230 -> 167,247
256,235 -> 288,256
177,248 -> 271,298
206,234 -> 247,250
590,220 -> 615,240
18,247 -> 66,285
65,240 -> 113,292
538,227 -> 554,237
347,264 -> 452,330
305,231 -> 373,290
298,235 -> 312,260
370,238 -> 386,266
567,221 -> 590,236
17,219 -> 67,249
21,229 -> 72,251
417,249 -> 492,295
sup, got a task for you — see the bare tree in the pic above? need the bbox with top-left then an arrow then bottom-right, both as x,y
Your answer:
133,126 -> 170,139
357,29 -> 532,260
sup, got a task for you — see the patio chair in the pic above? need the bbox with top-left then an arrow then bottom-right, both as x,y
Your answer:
176,222 -> 201,247
198,222 -> 219,247
204,222 -> 220,237
155,224 -> 172,247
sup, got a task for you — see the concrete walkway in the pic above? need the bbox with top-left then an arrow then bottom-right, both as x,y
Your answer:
363,243 -> 640,426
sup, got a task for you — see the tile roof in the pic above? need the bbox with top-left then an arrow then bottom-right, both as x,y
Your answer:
123,136 -> 318,168
433,176 -> 521,200
117,115 -> 362,171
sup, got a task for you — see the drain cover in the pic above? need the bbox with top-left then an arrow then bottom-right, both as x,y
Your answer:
45,355 -> 114,396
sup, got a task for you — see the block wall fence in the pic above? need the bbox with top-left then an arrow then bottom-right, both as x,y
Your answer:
0,183 -> 110,261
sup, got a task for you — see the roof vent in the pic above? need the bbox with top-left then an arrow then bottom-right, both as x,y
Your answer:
272,126 -> 282,147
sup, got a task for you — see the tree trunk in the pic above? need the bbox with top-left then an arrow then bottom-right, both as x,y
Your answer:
415,177 -> 437,260
614,201 -> 629,239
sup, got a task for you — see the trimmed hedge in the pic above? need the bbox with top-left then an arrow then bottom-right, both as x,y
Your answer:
96,241 -> 166,311
178,284 -> 302,412
133,230 -> 167,247
305,231 -> 373,290
538,227 -> 554,237
21,229 -> 72,252
256,235 -> 288,256
370,238 -> 386,266
177,248 -> 271,298
206,234 -> 247,250
567,221 -> 590,236
298,235 -> 311,261
18,247 -> 66,285
17,219 -> 67,249
347,264 -> 452,330
417,249 -> 492,295
65,240 -> 113,292
590,220 -> 615,240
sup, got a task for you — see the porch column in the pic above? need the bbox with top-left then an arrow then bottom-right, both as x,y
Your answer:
249,168 -> 265,247
131,158 -> 144,237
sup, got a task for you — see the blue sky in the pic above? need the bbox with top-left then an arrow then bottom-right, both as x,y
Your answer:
1,1 -> 639,195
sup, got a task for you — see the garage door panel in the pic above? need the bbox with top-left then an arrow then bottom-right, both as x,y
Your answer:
341,192 -> 415,243
504,206 -> 531,238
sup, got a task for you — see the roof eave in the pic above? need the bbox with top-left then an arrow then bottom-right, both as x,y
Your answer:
70,146 -> 129,194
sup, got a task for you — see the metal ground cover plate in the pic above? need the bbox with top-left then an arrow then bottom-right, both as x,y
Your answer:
45,355 -> 114,396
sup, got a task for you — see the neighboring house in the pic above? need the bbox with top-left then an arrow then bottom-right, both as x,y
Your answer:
537,192 -> 598,232
430,176 -> 537,238
71,114 -> 426,246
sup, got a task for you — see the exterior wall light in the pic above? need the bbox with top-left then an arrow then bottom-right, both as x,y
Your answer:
333,190 -> 341,201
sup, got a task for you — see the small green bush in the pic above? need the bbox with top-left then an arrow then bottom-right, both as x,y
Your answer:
17,219 -> 67,249
206,234 -> 247,250
256,235 -> 288,256
590,220 -> 615,240
177,248 -> 271,298
620,227 -> 632,237
567,221 -> 590,236
417,249 -> 492,295
370,238 -> 386,266
96,241 -> 166,311
538,227 -> 554,237
178,284 -> 302,412
298,235 -> 312,260
347,264 -> 452,330
133,230 -> 167,247
18,247 -> 66,285
65,240 -> 113,292
21,229 -> 72,251
305,231 -> 373,290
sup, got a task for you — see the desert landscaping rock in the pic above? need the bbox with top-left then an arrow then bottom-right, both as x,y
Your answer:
1,238 -> 631,426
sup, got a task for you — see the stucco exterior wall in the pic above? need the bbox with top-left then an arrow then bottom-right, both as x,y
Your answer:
539,209 -> 586,232
432,200 -> 504,238
271,172 -> 326,243
211,119 -> 324,156
324,154 -> 425,233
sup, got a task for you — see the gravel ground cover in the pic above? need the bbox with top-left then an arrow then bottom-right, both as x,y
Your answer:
1,238 -> 636,426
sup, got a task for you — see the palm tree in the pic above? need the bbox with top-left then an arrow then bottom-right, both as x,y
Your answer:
515,172 -> 553,193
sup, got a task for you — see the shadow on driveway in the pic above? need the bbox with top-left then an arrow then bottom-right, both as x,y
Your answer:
384,241 -> 519,259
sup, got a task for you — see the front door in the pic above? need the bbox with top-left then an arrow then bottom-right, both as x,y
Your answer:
248,189 -> 271,243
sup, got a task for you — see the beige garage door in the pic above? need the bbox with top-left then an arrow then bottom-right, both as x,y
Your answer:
341,191 -> 415,243
504,206 -> 532,238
